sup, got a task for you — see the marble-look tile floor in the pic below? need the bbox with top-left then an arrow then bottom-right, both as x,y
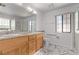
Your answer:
34,35 -> 78,55
34,44 -> 78,55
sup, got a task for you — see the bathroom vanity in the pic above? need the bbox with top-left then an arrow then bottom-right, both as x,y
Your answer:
0,32 -> 44,55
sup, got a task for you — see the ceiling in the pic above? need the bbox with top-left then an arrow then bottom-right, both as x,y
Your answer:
0,3 -> 72,17
22,3 -> 71,12
0,3 -> 31,17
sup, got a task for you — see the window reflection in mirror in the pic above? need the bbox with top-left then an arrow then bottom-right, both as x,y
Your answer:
0,18 -> 15,33
0,15 -> 36,34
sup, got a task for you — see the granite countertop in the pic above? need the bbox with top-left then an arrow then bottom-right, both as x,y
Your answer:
0,32 -> 43,40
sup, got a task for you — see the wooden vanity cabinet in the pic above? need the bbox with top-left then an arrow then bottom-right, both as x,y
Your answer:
1,36 -> 29,55
36,33 -> 43,51
0,38 -> 19,55
15,36 -> 29,55
2,47 -> 19,55
28,33 -> 44,55
0,33 -> 43,55
0,50 -> 3,55
28,35 -> 36,55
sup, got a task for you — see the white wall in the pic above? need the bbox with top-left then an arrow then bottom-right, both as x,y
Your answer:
40,4 -> 79,50
36,11 -> 44,31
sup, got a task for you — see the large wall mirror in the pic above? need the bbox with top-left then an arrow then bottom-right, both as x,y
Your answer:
0,17 -> 15,34
75,11 -> 79,33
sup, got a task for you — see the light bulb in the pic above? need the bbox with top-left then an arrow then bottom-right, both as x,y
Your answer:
27,7 -> 33,12
33,10 -> 37,14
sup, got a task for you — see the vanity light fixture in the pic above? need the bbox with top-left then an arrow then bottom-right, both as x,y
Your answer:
27,7 -> 33,12
33,10 -> 37,14
27,7 -> 37,14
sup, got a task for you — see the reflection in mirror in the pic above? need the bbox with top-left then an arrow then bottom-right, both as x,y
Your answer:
0,17 -> 15,34
75,11 -> 79,33
15,15 -> 36,33
0,15 -> 36,34
27,15 -> 36,32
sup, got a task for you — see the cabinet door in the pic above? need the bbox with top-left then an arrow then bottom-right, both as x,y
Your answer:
16,36 -> 29,55
0,51 -> 2,55
36,34 -> 43,50
19,42 -> 29,55
28,35 -> 36,55
2,47 -> 19,55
